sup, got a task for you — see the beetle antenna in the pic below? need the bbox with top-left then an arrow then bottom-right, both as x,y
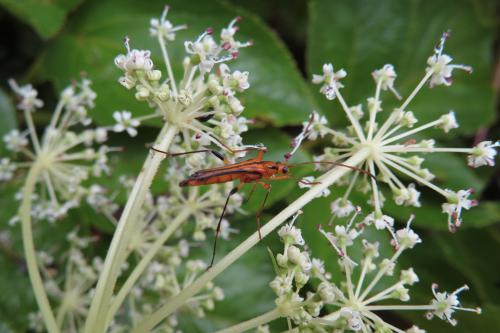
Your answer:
284,112 -> 316,162
288,161 -> 376,180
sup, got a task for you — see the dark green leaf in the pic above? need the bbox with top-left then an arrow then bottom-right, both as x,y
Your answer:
0,88 -> 17,154
307,0 -> 496,134
0,0 -> 83,39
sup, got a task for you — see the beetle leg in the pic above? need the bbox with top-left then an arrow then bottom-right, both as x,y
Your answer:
255,182 -> 272,241
209,182 -> 245,269
245,182 -> 258,204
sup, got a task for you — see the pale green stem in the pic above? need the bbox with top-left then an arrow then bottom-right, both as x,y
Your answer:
158,33 -> 178,97
354,257 -> 372,299
131,148 -> 371,333
20,161 -> 60,333
84,124 -> 178,333
381,119 -> 442,146
104,209 -> 191,325
367,160 -> 382,214
367,80 -> 382,141
362,311 -> 406,333
342,245 -> 355,300
359,247 -> 404,301
46,100 -> 65,142
364,304 -> 435,311
24,109 -> 42,153
342,170 -> 359,201
361,281 -> 403,305
333,86 -> 366,142
381,154 -> 449,197
382,146 -> 472,154
374,71 -> 433,141
135,113 -> 163,122
214,308 -> 281,333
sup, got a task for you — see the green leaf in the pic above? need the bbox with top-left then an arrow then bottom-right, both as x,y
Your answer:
398,226 -> 500,332
38,0 -> 316,127
0,0 -> 83,39
307,0 -> 497,134
0,88 -> 17,155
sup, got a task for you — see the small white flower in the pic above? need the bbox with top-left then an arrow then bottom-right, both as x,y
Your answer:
269,275 -> 293,295
441,189 -> 477,231
9,79 -> 44,111
426,53 -> 472,88
94,128 -> 108,143
312,63 -> 347,100
220,64 -> 250,92
317,281 -> 336,303
3,129 -> 28,151
185,33 -> 219,73
396,226 -> 421,249
406,326 -> 426,333
330,198 -> 355,218
467,141 -> 499,167
393,184 -> 421,207
149,6 -> 187,41
400,268 -> 419,285
113,111 -> 140,137
286,246 -> 311,271
398,111 -> 418,128
437,111 -> 459,133
372,64 -> 401,99
115,46 -> 154,73
0,158 -> 16,181
304,112 -> 329,140
278,222 -> 305,246
429,284 -> 480,326
363,212 -> 394,230
339,308 -> 363,331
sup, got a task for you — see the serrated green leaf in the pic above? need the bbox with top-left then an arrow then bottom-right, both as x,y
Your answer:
37,0 -> 316,127
0,0 -> 83,39
307,0 -> 497,134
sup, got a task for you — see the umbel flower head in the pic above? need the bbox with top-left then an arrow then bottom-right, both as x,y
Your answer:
112,7 -> 254,160
307,31 -> 498,233
267,211 -> 480,332
2,78 -> 116,223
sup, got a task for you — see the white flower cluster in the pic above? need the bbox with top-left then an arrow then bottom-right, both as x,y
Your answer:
2,78 -> 115,223
265,212 -> 480,332
306,31 -> 498,232
112,7 -> 252,153
29,232 -> 104,332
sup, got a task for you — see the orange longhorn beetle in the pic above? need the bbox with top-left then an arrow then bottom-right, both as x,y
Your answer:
152,115 -> 373,267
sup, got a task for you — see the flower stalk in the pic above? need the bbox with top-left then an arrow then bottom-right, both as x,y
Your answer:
84,124 -> 178,333
20,160 -> 60,333
214,308 -> 281,333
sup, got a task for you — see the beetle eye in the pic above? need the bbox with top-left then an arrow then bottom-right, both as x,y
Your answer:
283,166 -> 289,173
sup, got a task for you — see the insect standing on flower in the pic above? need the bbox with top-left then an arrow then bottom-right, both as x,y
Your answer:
152,114 -> 372,267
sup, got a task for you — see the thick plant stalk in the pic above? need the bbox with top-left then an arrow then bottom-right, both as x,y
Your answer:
105,209 -> 191,325
20,161 -> 61,333
132,148 -> 371,333
214,308 -> 281,333
84,124 -> 178,333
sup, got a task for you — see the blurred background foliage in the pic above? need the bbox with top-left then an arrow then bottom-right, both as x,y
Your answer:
0,0 -> 499,332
